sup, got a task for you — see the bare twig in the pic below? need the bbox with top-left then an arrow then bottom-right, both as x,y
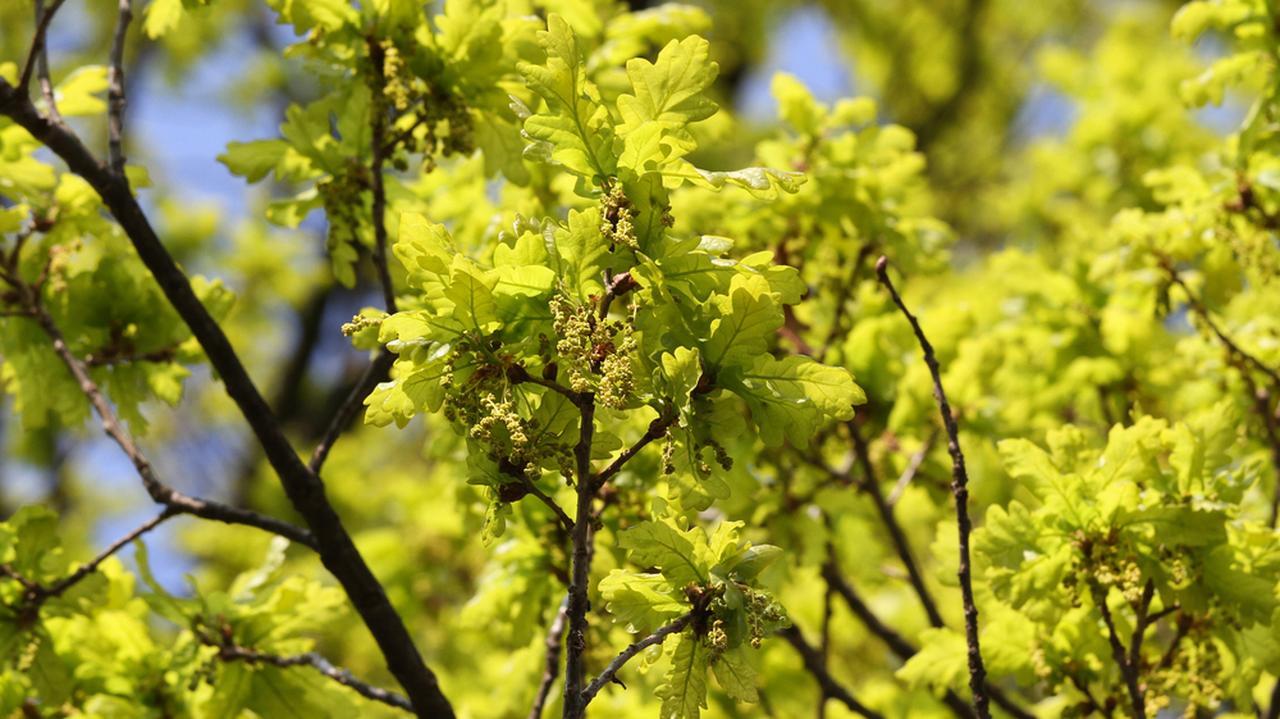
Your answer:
107,0 -> 133,176
822,561 -> 1032,719
846,420 -> 945,628
19,0 -> 67,92
598,271 -> 637,320
216,645 -> 412,712
580,611 -> 695,706
7,282 -> 317,549
530,597 -> 570,719
309,351 -> 395,474
43,508 -> 175,597
780,626 -> 885,719
593,414 -> 675,490
876,256 -> 990,719
1162,261 -> 1280,388
32,0 -> 61,124
1162,262 -> 1280,526
888,428 -> 938,506
1,508 -> 175,614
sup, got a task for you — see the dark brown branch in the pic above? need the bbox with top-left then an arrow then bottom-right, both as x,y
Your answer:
780,626 -> 885,719
847,420 -> 945,628
106,0 -> 132,176
19,0 -> 67,92
1091,581 -> 1144,718
530,596 -> 570,719
593,413 -> 675,490
216,645 -> 412,712
525,479 -> 575,533
562,395 -> 596,719
43,507 -> 175,598
580,611 -> 695,706
32,0 -> 61,124
876,256 -> 990,719
2,508 -> 174,614
309,351 -> 395,474
0,80 -> 454,719
508,364 -> 585,405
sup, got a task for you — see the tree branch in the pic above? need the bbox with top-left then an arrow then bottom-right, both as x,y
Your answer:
8,280 -> 316,549
593,413 -> 675,490
780,626 -> 885,719
42,507 -> 175,598
0,79 -> 454,719
876,256 -> 990,719
846,419 -> 945,628
580,611 -> 694,706
107,0 -> 132,176
31,0 -> 61,124
530,596 -> 570,719
309,350 -> 395,474
366,37 -> 398,314
562,394 -> 596,719
1091,581 -> 1144,718
2,508 -> 175,614
19,0 -> 67,92
215,645 -> 412,712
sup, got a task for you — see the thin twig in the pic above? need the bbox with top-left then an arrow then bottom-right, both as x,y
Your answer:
32,0 -> 61,124
43,507 -> 176,597
1162,262 -> 1280,526
822,560 -> 1032,719
580,611 -> 695,706
107,0 -> 133,176
8,281 -> 317,549
780,626 -> 885,719
598,271 -> 637,320
846,420 -> 945,627
309,351 -> 395,474
887,428 -> 938,506
19,0 -> 67,91
1,508 -> 175,614
876,256 -> 990,719
593,414 -> 675,490
216,645 -> 412,712
530,597 -> 570,719
1163,261 -> 1280,389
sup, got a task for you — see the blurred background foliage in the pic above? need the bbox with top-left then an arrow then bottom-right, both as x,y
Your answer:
3,0 -> 1280,716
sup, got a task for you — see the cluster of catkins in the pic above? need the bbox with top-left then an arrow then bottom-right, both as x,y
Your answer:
550,296 -> 637,410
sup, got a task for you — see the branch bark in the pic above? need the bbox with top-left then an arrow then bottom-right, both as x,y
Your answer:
876,256 -> 990,719
562,395 -> 596,719
0,79 -> 454,719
